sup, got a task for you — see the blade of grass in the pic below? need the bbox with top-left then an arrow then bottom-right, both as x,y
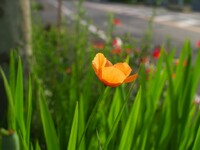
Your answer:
118,87 -> 141,150
39,88 -> 60,150
0,68 -> 15,129
9,50 -> 16,95
35,141 -> 41,150
78,95 -> 86,150
68,102 -> 79,150
14,58 -> 26,136
103,82 -> 136,149
191,50 -> 200,98
96,129 -> 103,150
107,87 -> 122,131
193,125 -> 200,150
26,77 -> 32,148
77,87 -> 110,149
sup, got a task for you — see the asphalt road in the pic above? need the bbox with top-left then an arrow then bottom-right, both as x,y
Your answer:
45,0 -> 200,53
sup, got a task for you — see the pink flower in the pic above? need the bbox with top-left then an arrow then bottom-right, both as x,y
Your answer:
135,48 -> 140,54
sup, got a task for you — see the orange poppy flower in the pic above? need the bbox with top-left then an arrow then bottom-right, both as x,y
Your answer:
92,53 -> 138,87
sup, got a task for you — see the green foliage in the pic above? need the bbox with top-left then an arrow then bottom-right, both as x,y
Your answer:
68,102 -> 79,150
39,87 -> 60,150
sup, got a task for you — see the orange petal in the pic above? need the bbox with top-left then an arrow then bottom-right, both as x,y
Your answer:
114,63 -> 132,77
92,53 -> 107,70
92,63 -> 100,77
92,53 -> 108,77
124,74 -> 138,83
101,66 -> 126,87
105,60 -> 113,67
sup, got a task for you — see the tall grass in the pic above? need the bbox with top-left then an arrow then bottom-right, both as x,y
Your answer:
1,40 -> 200,150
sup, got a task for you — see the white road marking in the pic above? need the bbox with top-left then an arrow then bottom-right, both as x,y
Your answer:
83,1 -> 200,33
46,0 -> 200,34
175,19 -> 200,27
45,0 -> 108,41
154,15 -> 175,22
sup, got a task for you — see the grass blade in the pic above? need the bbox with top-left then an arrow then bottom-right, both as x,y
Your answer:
193,125 -> 200,150
26,77 -> 32,148
39,88 -> 60,150
14,58 -> 25,136
118,87 -> 141,150
0,68 -> 15,129
68,102 -> 79,150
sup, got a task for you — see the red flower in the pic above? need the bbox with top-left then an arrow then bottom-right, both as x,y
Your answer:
139,57 -> 149,65
112,48 -> 121,55
125,48 -> 132,54
197,41 -> 200,48
153,47 -> 161,59
112,37 -> 122,48
112,18 -> 121,26
93,42 -> 104,50
66,67 -> 71,74
146,67 -> 151,74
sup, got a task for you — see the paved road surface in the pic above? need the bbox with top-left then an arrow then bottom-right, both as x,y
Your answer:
44,0 -> 200,53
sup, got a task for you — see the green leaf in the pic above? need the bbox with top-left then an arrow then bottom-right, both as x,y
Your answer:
118,87 -> 141,150
193,125 -> 200,150
39,88 -> 60,150
9,50 -> 16,96
78,95 -> 86,150
26,78 -> 32,148
35,141 -> 41,150
103,83 -> 136,149
107,87 -> 122,131
0,68 -> 15,129
68,102 -> 79,150
14,58 -> 26,136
